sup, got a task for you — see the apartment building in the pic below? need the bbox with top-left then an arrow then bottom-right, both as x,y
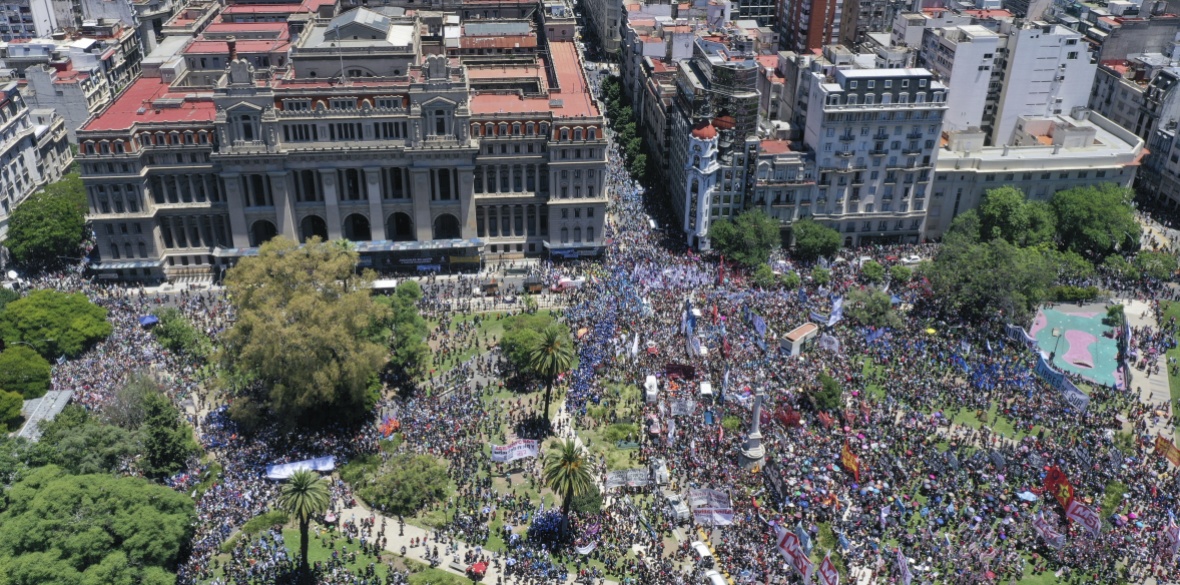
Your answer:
75,8 -> 607,281
803,67 -> 947,246
0,81 -> 72,240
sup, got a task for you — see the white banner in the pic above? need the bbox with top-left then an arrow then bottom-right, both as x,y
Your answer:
604,468 -> 651,489
1165,520 -> 1180,558
491,439 -> 539,463
1066,499 -> 1102,538
688,488 -> 734,525
1032,512 -> 1066,549
817,554 -> 840,585
266,456 -> 336,480
775,526 -> 814,581
896,548 -> 913,585
574,542 -> 597,555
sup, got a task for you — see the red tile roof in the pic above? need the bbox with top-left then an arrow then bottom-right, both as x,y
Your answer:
81,77 -> 216,132
460,35 -> 538,49
760,139 -> 791,154
184,39 -> 289,54
691,121 -> 717,139
470,42 -> 599,118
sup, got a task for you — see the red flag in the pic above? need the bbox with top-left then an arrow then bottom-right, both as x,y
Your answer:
817,554 -> 840,585
841,442 -> 861,482
1066,499 -> 1101,538
1044,466 -> 1074,510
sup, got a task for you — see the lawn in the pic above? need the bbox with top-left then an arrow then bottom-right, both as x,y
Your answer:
1163,301 -> 1180,437
425,310 -> 559,378
281,526 -> 390,580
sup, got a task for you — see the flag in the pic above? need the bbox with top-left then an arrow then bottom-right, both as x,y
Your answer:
1066,499 -> 1101,538
1044,466 -> 1074,510
795,522 -> 812,554
842,442 -> 861,482
775,527 -> 815,582
896,548 -> 913,585
1164,515 -> 1180,558
630,333 -> 639,357
837,531 -> 850,551
1032,512 -> 1066,549
828,296 -> 844,326
1156,435 -> 1180,466
817,554 -> 839,585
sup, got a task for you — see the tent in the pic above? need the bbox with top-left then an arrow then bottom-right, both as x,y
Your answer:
138,315 -> 159,327
644,375 -> 659,403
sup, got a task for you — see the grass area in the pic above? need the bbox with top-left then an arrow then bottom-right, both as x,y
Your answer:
1102,480 -> 1128,517
1163,301 -> 1180,438
861,359 -> 886,400
949,404 -> 1043,441
281,526 -> 390,580
403,559 -> 471,585
425,310 -> 559,378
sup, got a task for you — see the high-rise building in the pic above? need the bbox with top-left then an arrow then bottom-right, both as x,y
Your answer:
840,0 -> 908,49
992,21 -> 1096,144
802,67 -> 947,246
75,8 -> 607,281
777,0 -> 844,53
584,0 -> 622,54
918,24 -> 999,134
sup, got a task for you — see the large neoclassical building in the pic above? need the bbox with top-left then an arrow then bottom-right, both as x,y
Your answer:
76,7 -> 607,280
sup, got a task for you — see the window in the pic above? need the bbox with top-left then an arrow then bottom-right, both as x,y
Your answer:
1067,51 -> 1078,60
587,207 -> 595,218
330,99 -> 354,110
285,99 -> 311,110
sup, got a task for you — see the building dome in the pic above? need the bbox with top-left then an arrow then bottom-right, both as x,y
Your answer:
691,121 -> 717,139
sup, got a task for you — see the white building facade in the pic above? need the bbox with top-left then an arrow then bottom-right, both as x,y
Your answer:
0,81 -> 73,240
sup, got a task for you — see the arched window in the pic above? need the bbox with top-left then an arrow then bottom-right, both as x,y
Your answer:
485,122 -> 495,135
498,123 -> 508,135
586,227 -> 594,242
574,128 -> 583,140
526,122 -> 535,135
472,123 -> 481,136
573,227 -> 582,242
560,227 -> 569,243
560,128 -> 569,140
512,123 -> 521,135
588,127 -> 597,140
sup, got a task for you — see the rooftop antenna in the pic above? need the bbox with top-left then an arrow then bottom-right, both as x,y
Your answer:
330,41 -> 350,86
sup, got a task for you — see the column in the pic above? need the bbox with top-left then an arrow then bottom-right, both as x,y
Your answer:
458,167 -> 476,239
364,168 -> 383,241
320,170 -> 343,240
269,171 -> 297,240
410,167 -> 434,241
222,173 -> 250,248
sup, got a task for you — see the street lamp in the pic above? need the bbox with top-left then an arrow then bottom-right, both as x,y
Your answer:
1050,327 -> 1063,364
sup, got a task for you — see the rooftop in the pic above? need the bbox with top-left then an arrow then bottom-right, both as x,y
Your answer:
81,77 -> 216,132
469,41 -> 598,118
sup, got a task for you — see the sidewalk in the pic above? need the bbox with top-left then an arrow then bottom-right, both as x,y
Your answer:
1119,298 -> 1174,441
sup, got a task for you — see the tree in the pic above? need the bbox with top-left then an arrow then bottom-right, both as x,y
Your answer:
528,325 -> 576,421
811,266 -> 831,286
542,440 -> 594,534
709,210 -> 782,267
277,469 -> 330,584
3,173 -> 87,270
375,281 -> 429,378
219,237 -> 390,425
139,392 -> 198,479
1051,184 -> 1140,258
926,238 -> 1055,323
0,347 -> 51,399
0,389 -> 23,431
753,264 -> 777,289
103,372 -> 161,430
792,218 -> 841,262
780,271 -> 801,289
860,260 -> 885,284
814,373 -> 843,412
0,288 -> 18,313
1135,251 -> 1177,281
37,405 -> 140,476
151,308 -> 210,359
1102,255 -> 1138,281
845,288 -> 902,328
890,264 -> 912,284
0,290 -> 111,360
0,465 -> 194,584
351,454 -> 449,516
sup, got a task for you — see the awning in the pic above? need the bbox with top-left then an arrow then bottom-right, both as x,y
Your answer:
139,315 -> 159,327
92,259 -> 165,270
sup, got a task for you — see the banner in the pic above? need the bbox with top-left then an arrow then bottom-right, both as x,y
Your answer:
688,488 -> 735,525
752,315 -> 767,338
841,442 -> 861,482
574,542 -> 597,555
817,554 -> 840,585
818,334 -> 841,353
775,527 -> 814,582
1005,323 -> 1039,351
1156,435 -> 1180,466
491,439 -> 539,463
666,418 -> 676,447
266,456 -> 336,480
1035,356 -> 1091,412
1066,499 -> 1101,538
896,548 -> 913,585
670,399 -> 696,416
811,311 -> 829,324
604,468 -> 651,489
795,523 -> 812,554
1165,518 -> 1180,558
630,333 -> 639,357
1032,512 -> 1066,549
828,296 -> 844,326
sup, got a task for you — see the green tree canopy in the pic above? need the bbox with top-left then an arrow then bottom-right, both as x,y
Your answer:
811,266 -> 831,286
845,288 -> 902,328
0,390 -> 23,431
219,237 -> 390,425
4,173 -> 87,270
351,453 -> 449,517
814,373 -> 843,412
780,271 -> 801,289
0,347 -> 51,399
890,264 -> 912,284
103,372 -> 162,430
500,313 -> 564,372
150,308 -> 211,359
0,290 -> 111,360
0,465 -> 194,585
1050,184 -> 1140,258
528,325 -> 576,420
792,218 -> 842,262
1135,251 -> 1177,281
753,264 -> 777,289
927,237 -> 1055,323
139,392 -> 198,479
543,440 -> 594,527
37,405 -> 140,476
860,260 -> 885,284
710,210 -> 782,267
373,281 -> 429,378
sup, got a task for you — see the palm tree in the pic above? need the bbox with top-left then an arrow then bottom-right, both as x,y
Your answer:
527,324 -> 575,422
542,439 -> 594,535
277,469 -> 331,583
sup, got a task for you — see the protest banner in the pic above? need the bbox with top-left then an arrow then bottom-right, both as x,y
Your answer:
1156,434 -> 1180,466
1066,499 -> 1101,538
604,468 -> 651,489
775,527 -> 814,582
491,439 -> 539,463
688,488 -> 735,525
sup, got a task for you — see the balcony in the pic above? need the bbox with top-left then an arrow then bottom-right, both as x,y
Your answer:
906,132 -> 923,139
838,134 -> 855,142
836,151 -> 854,158
902,148 -> 923,155
873,133 -> 889,140
869,149 -> 887,156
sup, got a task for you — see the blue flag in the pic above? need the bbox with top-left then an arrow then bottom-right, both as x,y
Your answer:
796,522 -> 812,554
